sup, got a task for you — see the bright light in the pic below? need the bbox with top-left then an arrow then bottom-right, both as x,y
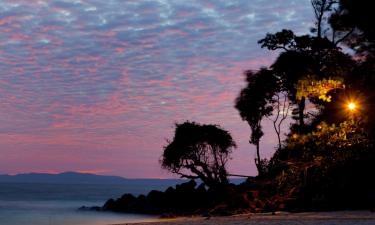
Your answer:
347,102 -> 357,111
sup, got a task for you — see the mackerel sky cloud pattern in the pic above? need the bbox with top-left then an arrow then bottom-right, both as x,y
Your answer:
0,0 -> 313,178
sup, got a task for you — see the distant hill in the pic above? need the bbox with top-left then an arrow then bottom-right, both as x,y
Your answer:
0,172 -> 245,186
0,172 -> 183,184
0,172 -> 127,184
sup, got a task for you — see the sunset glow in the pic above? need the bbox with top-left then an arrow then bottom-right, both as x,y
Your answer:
0,0 -> 314,178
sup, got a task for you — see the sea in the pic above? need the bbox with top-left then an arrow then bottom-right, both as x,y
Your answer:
0,181 -> 182,225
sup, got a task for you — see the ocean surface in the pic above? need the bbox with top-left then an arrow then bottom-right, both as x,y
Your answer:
0,181 -> 182,225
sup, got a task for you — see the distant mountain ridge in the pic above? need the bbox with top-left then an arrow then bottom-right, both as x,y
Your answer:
0,172 -> 180,184
0,172 -> 244,185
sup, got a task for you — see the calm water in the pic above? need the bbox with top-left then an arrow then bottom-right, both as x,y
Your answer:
0,182 -> 181,225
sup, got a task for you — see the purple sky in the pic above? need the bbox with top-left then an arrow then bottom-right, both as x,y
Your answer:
0,0 -> 314,178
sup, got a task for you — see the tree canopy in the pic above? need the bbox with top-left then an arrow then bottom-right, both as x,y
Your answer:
161,121 -> 236,188
235,0 -> 375,200
258,0 -> 375,209
330,0 -> 375,58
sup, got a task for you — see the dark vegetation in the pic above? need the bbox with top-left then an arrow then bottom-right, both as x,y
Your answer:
161,122 -> 236,189
88,0 -> 375,216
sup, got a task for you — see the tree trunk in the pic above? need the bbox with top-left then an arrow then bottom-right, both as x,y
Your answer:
298,97 -> 306,129
255,142 -> 263,176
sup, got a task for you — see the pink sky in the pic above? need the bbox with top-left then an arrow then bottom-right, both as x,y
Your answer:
0,0 -> 314,178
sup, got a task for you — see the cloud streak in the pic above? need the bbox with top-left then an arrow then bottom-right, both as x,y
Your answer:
0,0 -> 314,178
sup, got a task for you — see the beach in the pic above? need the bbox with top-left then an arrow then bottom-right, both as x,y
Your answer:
116,211 -> 375,225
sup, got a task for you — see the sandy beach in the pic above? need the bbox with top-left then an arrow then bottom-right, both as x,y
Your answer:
115,211 -> 375,225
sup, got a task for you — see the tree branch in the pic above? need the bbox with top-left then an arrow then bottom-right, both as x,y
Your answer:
175,172 -> 199,179
334,28 -> 355,46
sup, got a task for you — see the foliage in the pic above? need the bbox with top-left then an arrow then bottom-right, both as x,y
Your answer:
329,0 -> 375,58
269,120 -> 369,175
265,119 -> 372,207
258,5 -> 354,128
296,76 -> 345,102
161,121 -> 236,188
286,121 -> 368,153
255,0 -> 375,210
237,5 -> 354,175
226,0 -> 375,211
328,0 -> 375,138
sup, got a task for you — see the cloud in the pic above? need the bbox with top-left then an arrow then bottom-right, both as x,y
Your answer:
0,0 -> 313,178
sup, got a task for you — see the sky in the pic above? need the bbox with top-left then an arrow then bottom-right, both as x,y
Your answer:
0,0 -> 314,178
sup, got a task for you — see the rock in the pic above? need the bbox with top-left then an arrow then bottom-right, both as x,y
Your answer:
78,206 -> 102,211
210,205 -> 232,216
102,198 -> 116,211
201,212 -> 211,217
160,213 -> 177,218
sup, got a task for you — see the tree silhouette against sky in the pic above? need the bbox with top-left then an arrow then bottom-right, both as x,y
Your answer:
161,121 -> 236,188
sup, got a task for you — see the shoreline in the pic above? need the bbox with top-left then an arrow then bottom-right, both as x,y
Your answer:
113,211 -> 375,225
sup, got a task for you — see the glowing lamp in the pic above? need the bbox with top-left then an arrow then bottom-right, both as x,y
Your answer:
347,102 -> 357,111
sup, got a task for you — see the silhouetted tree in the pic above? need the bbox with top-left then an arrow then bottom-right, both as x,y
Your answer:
161,121 -> 236,188
257,2 -> 356,131
233,0 -> 375,210
252,1 -> 375,210
237,0 -> 354,178
235,69 -> 279,176
329,0 -> 375,58
328,0 -> 375,138
258,25 -> 353,131
329,0 -> 375,95
311,0 -> 337,39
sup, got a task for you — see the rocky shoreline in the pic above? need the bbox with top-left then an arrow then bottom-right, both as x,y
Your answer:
80,179 -> 297,217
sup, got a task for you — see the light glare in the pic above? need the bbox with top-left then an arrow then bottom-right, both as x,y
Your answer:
348,102 -> 356,111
